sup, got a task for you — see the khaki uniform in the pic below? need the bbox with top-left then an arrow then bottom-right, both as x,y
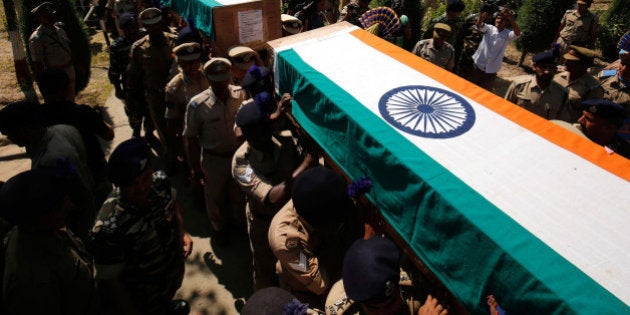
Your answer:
601,75 -> 630,141
412,39 -> 455,71
165,71 -> 209,120
324,272 -> 421,315
3,228 -> 98,315
183,86 -> 246,230
554,71 -> 603,122
127,33 -> 178,144
557,10 -> 598,51
29,24 -> 75,98
232,130 -> 302,290
505,75 -> 571,121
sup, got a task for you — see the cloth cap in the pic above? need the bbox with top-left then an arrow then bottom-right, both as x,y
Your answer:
446,0 -> 465,12
342,236 -> 401,303
139,7 -> 162,25
582,99 -> 626,128
241,65 -> 271,92
292,166 -> 350,225
433,23 -> 451,32
228,46 -> 256,70
31,2 -> 55,15
281,14 -> 303,34
0,167 -> 72,225
107,137 -> 151,186
241,287 -> 297,315
203,58 -> 232,82
0,101 -> 44,135
118,13 -> 136,28
563,45 -> 599,62
173,42 -> 202,61
532,50 -> 557,64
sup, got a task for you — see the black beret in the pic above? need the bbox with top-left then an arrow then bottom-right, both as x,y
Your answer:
447,0 -> 465,12
241,287 -> 297,315
342,236 -> 401,303
118,12 -> 137,28
582,99 -> 626,128
0,101 -> 44,135
0,166 -> 73,225
107,137 -> 151,186
176,25 -> 202,45
532,51 -> 557,64
292,166 -> 350,225
241,65 -> 271,91
235,99 -> 265,129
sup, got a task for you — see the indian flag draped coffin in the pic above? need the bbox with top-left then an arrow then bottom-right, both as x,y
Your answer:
162,0 -> 280,54
271,25 -> 630,314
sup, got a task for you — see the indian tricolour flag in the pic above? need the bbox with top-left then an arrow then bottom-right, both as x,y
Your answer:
271,25 -> 630,314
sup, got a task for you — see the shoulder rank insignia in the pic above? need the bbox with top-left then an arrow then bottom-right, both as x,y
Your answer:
287,251 -> 307,273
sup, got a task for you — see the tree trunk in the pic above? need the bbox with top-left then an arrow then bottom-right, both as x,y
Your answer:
2,0 -> 37,101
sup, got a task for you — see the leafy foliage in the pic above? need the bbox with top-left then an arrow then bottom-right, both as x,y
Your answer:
515,0 -> 573,53
18,0 -> 91,93
597,0 -> 630,61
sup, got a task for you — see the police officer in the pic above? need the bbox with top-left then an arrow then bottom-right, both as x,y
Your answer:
423,0 -> 466,71
268,166 -> 358,309
505,51 -> 571,121
127,7 -> 178,147
29,2 -> 76,101
412,23 -> 456,72
554,0 -> 599,53
183,58 -> 247,245
0,167 -> 99,314
232,96 -> 317,290
553,45 -> 603,122
576,99 -> 630,159
165,42 -> 209,172
281,13 -> 303,37
227,45 -> 262,86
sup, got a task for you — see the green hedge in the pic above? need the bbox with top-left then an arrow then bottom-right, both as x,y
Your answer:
597,0 -> 630,61
516,0 -> 573,54
19,0 -> 91,94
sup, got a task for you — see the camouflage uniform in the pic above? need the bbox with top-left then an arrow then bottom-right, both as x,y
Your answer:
127,32 -> 178,142
90,171 -> 185,314
108,34 -> 150,134
232,129 -> 302,290
505,76 -> 571,121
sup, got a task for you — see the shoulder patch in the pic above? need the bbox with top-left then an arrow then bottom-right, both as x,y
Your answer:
236,165 -> 254,183
287,250 -> 307,272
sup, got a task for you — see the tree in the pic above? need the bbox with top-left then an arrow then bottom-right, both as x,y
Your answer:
515,0 -> 573,65
403,0 -> 424,51
597,0 -> 630,61
18,0 -> 91,94
2,0 -> 37,101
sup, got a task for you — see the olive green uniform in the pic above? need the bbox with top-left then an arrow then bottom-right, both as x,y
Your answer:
412,39 -> 456,71
557,9 -> 598,51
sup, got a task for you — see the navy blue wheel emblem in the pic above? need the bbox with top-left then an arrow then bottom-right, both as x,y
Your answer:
378,85 -> 475,138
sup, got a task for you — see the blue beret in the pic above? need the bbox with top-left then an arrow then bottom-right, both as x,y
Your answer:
118,13 -> 136,28
241,65 -> 271,92
0,166 -> 73,224
235,99 -> 265,129
532,51 -> 557,64
176,25 -> 202,45
582,99 -> 626,127
107,138 -> 151,186
342,236 -> 401,303
0,101 -> 44,135
241,287 -> 297,315
292,166 -> 350,225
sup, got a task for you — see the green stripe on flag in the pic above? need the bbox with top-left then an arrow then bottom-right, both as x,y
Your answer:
161,0 -> 222,39
276,48 -> 628,315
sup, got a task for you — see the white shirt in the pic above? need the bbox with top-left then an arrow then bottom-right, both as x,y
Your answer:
472,23 -> 519,74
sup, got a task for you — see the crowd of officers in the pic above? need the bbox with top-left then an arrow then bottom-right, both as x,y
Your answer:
0,0 -> 628,314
